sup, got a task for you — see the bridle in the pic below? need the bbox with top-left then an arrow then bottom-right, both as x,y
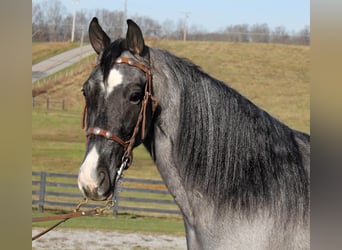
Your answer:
82,56 -> 158,179
32,56 -> 158,242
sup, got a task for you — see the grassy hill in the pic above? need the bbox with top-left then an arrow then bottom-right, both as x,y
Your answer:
32,42 -> 82,65
32,40 -> 310,176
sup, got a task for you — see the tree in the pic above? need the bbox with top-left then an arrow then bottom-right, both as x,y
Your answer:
131,15 -> 161,38
250,23 -> 270,43
62,10 -> 91,42
161,19 -> 176,39
94,9 -> 125,39
41,0 -> 67,41
32,3 -> 309,45
296,25 -> 310,45
32,2 -> 46,40
271,26 -> 290,44
224,24 -> 250,42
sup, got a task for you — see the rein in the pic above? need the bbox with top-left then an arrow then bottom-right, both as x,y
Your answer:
32,198 -> 114,241
32,156 -> 129,241
33,57 -> 157,241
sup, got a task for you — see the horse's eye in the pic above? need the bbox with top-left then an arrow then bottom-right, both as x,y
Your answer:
129,92 -> 142,104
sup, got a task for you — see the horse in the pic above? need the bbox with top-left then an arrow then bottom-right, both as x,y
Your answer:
78,17 -> 310,249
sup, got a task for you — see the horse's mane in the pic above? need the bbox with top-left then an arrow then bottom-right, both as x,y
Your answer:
155,49 -> 309,219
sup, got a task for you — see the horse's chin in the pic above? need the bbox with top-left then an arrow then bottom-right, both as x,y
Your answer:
82,189 -> 110,201
98,183 -> 115,201
106,192 -> 114,200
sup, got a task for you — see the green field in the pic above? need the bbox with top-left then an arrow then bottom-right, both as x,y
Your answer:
32,40 -> 310,235
33,212 -> 185,236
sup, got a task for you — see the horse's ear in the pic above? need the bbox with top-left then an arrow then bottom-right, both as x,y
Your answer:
89,17 -> 111,54
126,19 -> 145,55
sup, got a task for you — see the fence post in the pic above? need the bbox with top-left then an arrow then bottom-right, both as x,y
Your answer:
38,172 -> 47,213
112,185 -> 120,217
46,97 -> 50,110
62,99 -> 65,110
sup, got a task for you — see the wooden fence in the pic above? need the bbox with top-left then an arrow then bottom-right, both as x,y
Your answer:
32,97 -> 66,111
32,172 -> 181,217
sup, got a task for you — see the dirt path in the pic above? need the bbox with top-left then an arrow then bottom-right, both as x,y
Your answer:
32,228 -> 187,250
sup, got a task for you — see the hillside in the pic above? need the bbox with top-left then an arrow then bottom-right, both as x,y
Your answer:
33,40 -> 310,133
32,42 -> 81,65
32,40 -> 309,176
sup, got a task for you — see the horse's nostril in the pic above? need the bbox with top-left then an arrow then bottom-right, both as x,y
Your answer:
98,170 -> 111,193
98,171 -> 106,186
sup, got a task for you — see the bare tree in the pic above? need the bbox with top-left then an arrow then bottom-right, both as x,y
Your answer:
131,15 -> 161,38
250,23 -> 270,43
224,24 -> 250,42
32,2 -> 46,40
161,19 -> 176,39
40,0 -> 67,41
174,19 -> 185,40
32,2 -> 43,28
295,25 -> 310,45
32,3 -> 309,45
94,9 -> 124,39
271,26 -> 290,44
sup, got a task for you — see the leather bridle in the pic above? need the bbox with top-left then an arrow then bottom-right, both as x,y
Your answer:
33,57 -> 158,242
82,56 -> 158,171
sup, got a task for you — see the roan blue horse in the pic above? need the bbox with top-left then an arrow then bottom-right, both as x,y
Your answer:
78,17 -> 310,249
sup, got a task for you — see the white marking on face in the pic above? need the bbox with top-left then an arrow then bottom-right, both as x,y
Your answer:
107,68 -> 123,96
78,146 -> 100,193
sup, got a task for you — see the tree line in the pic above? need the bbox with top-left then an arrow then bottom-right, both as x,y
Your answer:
32,0 -> 309,45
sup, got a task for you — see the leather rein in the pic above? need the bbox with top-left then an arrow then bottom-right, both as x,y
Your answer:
32,199 -> 113,241
32,56 -> 157,241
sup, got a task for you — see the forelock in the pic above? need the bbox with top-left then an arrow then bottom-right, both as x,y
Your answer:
100,38 -> 127,82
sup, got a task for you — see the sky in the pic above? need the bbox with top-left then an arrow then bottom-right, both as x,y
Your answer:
33,0 -> 310,32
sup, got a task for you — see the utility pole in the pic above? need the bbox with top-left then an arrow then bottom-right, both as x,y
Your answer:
182,12 -> 190,41
122,0 -> 128,37
71,0 -> 79,42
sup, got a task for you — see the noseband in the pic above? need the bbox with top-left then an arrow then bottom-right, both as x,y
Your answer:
82,56 -> 158,170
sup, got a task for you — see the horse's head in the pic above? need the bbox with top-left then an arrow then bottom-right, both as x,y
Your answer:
78,17 -> 156,200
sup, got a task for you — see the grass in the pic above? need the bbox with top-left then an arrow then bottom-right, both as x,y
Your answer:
32,111 -> 84,173
32,211 -> 185,236
33,40 -> 310,132
32,42 -> 82,65
155,41 -> 310,133
32,54 -> 96,89
32,111 -> 159,177
32,40 -> 310,235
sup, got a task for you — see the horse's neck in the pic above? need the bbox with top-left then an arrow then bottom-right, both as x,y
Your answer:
146,124 -> 206,248
146,49 -> 211,222
145,106 -> 194,218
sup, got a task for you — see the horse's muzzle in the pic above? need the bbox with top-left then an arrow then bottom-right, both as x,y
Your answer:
78,169 -> 112,201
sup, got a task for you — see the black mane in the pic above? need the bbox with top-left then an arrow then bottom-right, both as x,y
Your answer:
156,49 -> 310,219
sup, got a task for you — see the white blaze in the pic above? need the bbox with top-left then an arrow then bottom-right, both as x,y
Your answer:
78,146 -> 100,192
107,68 -> 123,96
